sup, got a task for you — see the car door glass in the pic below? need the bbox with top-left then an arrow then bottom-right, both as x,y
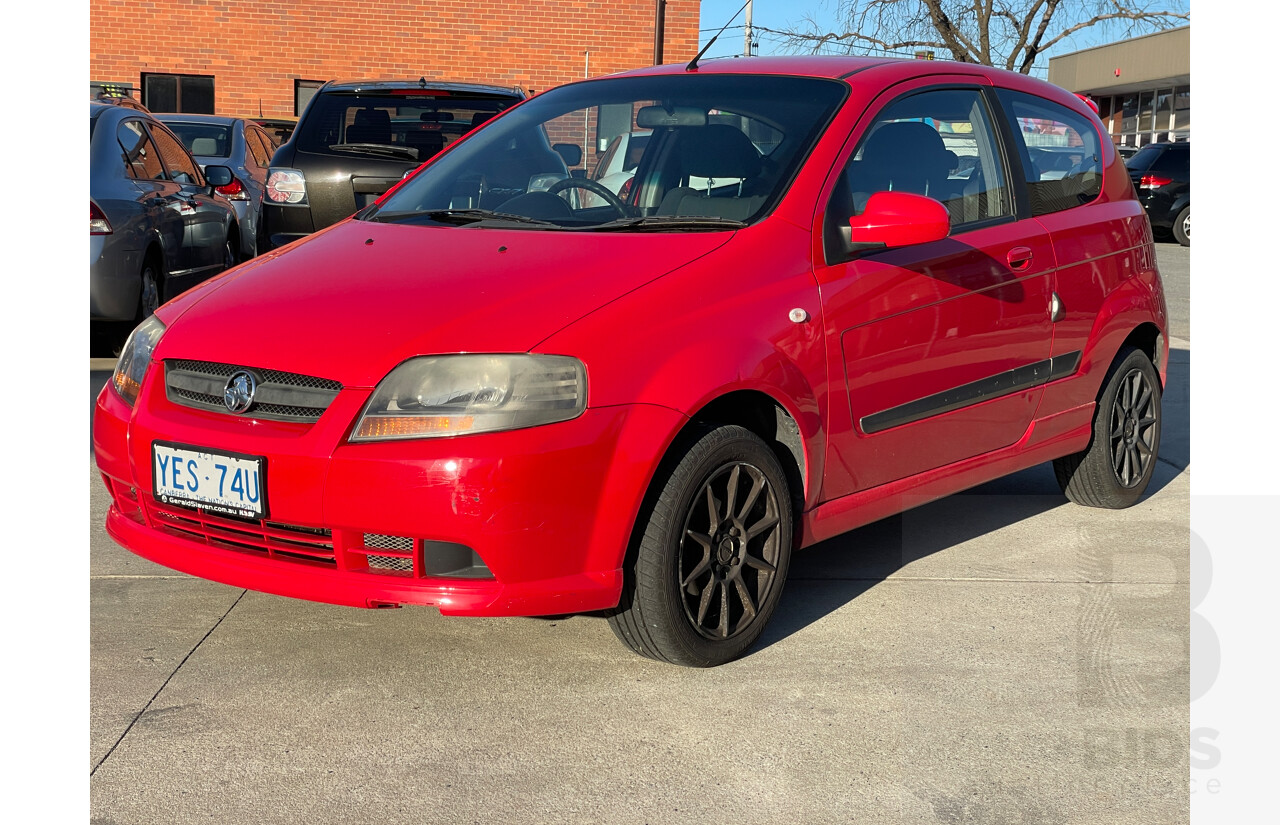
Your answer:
995,89 -> 1102,216
825,87 -> 1010,257
247,128 -> 272,168
118,120 -> 166,180
149,124 -> 204,186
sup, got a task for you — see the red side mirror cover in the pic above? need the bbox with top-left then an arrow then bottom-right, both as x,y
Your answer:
849,191 -> 950,249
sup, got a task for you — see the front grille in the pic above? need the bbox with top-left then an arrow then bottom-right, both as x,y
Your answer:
165,360 -> 342,422
146,499 -> 336,566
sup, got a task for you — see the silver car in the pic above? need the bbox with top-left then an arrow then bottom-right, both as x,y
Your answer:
156,113 -> 277,259
91,103 -> 240,345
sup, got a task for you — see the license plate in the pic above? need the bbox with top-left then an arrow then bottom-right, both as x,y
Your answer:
152,441 -> 267,519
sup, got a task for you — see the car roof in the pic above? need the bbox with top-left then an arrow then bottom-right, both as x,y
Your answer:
603,55 -> 1093,119
321,79 -> 524,97
154,113 -> 244,126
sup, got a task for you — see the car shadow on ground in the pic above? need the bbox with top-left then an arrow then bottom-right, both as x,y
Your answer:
751,343 -> 1189,655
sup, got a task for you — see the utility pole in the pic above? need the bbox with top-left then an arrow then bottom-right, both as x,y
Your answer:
743,0 -> 753,57
653,0 -> 666,64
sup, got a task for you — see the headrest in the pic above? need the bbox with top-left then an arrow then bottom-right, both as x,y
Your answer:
190,137 -> 219,156
863,121 -> 955,171
680,124 -> 762,179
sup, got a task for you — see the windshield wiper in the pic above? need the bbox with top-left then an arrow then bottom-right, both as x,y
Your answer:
328,143 -> 420,162
585,215 -> 747,232
421,209 -> 562,228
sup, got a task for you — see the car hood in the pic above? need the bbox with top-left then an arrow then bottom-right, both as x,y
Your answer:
156,219 -> 732,387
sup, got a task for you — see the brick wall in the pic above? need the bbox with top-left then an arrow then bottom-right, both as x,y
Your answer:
90,0 -> 701,120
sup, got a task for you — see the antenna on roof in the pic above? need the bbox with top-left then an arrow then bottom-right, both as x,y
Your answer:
687,0 -> 751,72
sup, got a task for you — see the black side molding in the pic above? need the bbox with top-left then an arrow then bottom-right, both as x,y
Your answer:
860,350 -> 1082,435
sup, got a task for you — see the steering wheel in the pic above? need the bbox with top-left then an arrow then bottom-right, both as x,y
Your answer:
546,177 -> 629,218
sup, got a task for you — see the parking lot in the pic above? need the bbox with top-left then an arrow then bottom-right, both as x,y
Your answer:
90,243 -> 1190,824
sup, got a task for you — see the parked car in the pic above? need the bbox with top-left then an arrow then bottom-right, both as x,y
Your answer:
254,118 -> 296,146
90,102 -> 241,341
260,79 -> 525,249
95,57 -> 1168,667
592,130 -> 650,200
1125,141 -> 1190,246
1116,144 -> 1140,162
157,113 -> 277,259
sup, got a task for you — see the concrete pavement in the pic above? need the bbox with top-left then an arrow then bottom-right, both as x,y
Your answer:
89,244 -> 1191,824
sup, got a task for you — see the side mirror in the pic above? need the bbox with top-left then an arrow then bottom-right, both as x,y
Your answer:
846,191 -> 950,254
203,164 -> 234,189
552,143 -> 583,168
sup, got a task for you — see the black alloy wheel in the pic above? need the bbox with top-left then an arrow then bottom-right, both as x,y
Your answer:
1109,365 -> 1159,488
678,462 -> 785,641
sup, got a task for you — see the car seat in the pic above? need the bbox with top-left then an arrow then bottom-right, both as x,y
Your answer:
657,124 -> 766,221
848,121 -> 957,208
346,108 -> 392,144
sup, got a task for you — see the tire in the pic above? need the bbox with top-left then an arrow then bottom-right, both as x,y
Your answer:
137,255 -> 164,321
1053,346 -> 1162,509
223,232 -> 239,271
607,424 -> 793,667
1172,205 -> 1190,246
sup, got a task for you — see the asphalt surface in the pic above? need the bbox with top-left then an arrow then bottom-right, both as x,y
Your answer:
89,242 -> 1191,824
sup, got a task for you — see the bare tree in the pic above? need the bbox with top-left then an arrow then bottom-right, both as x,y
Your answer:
768,1 -> 1189,74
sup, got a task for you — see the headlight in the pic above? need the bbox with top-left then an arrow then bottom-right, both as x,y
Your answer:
352,354 -> 586,441
112,315 -> 166,406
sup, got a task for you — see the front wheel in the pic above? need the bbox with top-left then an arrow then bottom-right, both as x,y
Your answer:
1053,346 -> 1162,508
608,424 -> 793,667
1172,205 -> 1190,246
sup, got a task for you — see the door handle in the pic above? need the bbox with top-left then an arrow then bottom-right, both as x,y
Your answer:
1006,247 -> 1033,272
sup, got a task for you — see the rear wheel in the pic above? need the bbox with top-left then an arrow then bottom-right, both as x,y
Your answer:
1053,346 -> 1162,508
1172,205 -> 1190,246
137,255 -> 163,320
608,424 -> 793,667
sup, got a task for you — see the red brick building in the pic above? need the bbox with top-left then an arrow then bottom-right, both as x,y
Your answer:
90,1 -> 701,120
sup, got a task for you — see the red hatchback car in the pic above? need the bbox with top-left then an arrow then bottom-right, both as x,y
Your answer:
95,57 -> 1167,667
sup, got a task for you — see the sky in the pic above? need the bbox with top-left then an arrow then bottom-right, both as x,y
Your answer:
696,0 -> 1189,75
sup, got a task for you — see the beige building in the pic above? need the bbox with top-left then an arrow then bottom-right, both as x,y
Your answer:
1048,25 -> 1189,148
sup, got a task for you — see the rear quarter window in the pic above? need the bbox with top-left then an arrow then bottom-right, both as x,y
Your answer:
996,89 -> 1103,216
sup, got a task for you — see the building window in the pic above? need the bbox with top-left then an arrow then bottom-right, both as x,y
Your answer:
295,80 -> 324,117
1172,86 -> 1190,140
142,73 -> 215,114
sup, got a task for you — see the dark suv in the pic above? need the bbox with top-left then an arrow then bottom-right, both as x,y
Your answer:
1126,141 -> 1189,246
261,79 -> 525,249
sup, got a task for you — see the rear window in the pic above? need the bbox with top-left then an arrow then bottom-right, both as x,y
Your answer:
164,122 -> 233,158
293,90 -> 522,162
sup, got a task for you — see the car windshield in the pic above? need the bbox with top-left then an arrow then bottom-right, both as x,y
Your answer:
164,122 -> 234,158
365,74 -> 847,231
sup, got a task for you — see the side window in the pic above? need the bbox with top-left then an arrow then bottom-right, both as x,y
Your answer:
828,87 -> 1012,238
996,89 -> 1102,215
246,128 -> 272,167
149,124 -> 203,185
117,120 -> 166,180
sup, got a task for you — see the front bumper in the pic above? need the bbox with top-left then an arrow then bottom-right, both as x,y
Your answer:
93,373 -> 685,616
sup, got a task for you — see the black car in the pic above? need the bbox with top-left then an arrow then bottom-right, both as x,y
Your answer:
1126,141 -> 1189,246
261,79 -> 526,249
91,102 -> 240,346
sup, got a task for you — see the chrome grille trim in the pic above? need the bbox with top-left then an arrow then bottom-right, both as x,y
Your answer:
165,360 -> 342,422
